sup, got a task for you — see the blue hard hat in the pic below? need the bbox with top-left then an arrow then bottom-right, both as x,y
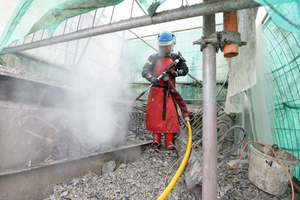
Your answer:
157,31 -> 175,46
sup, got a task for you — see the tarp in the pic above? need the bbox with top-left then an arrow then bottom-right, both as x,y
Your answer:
0,0 -> 124,53
0,0 -> 201,53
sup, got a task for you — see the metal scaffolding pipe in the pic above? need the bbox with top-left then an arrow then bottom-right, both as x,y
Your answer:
129,80 -> 226,84
128,30 -> 157,52
202,8 -> 217,200
0,0 -> 260,54
137,98 -> 225,102
129,81 -> 198,85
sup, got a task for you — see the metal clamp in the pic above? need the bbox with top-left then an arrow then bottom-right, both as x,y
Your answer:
193,31 -> 247,52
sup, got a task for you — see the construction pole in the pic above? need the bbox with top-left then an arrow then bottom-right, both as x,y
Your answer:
202,1 -> 217,199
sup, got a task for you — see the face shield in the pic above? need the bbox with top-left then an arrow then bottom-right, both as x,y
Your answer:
158,40 -> 174,57
157,31 -> 175,57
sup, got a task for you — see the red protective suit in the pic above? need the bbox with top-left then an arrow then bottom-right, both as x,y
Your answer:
145,57 -> 180,133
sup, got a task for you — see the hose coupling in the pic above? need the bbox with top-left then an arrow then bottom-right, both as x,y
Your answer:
184,117 -> 190,121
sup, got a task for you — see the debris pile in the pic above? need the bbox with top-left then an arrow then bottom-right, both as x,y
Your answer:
42,106 -> 298,200
44,144 -> 194,200
43,141 -> 297,200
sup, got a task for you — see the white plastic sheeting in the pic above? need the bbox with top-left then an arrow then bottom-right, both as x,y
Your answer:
224,9 -> 258,114
228,8 -> 274,147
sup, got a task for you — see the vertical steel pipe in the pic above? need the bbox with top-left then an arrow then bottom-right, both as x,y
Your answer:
202,5 -> 217,200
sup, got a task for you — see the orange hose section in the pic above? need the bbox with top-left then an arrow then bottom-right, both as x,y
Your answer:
223,11 -> 238,57
222,141 -> 294,200
224,11 -> 237,31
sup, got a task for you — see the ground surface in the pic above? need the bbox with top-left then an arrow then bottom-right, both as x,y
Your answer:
43,141 -> 298,200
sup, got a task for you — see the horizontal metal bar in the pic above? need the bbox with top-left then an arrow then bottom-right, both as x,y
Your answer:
187,73 -> 202,85
127,23 -> 223,40
128,29 -> 157,52
0,0 -> 260,54
134,98 -> 226,102
129,81 -> 198,85
128,81 -> 227,84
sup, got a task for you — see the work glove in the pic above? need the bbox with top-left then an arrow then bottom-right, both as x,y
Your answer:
170,71 -> 179,78
170,69 -> 185,78
150,76 -> 159,84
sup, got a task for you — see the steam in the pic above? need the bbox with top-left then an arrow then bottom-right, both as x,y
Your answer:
0,31 -> 134,169
64,33 -> 133,154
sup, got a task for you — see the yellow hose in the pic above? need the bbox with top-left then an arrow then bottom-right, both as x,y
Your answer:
157,120 -> 193,200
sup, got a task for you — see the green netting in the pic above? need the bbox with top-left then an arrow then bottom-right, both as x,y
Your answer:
27,0 -> 123,36
254,0 -> 300,35
0,9 -> 129,87
0,0 -> 124,52
138,0 -> 166,16
0,0 -> 33,52
0,0 -> 191,53
261,18 -> 300,180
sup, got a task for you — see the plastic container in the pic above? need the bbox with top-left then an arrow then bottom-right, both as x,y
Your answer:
248,143 -> 299,196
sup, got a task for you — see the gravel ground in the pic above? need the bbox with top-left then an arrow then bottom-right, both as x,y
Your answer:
43,139 -> 298,200
43,144 -> 193,200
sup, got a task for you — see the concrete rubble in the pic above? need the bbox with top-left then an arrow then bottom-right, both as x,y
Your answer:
43,135 -> 298,200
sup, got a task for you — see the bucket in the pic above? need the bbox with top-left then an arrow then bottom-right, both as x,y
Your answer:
248,143 -> 299,196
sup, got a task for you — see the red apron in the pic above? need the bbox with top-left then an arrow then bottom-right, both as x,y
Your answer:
145,58 -> 180,133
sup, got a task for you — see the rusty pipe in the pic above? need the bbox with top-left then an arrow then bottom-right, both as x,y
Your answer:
223,11 -> 238,57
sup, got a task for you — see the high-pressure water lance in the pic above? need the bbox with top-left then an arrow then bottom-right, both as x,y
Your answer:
118,51 -> 186,116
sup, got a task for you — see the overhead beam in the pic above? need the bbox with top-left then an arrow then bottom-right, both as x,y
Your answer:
0,0 -> 260,54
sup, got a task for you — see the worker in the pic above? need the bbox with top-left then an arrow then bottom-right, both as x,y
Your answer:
141,30 -> 189,150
